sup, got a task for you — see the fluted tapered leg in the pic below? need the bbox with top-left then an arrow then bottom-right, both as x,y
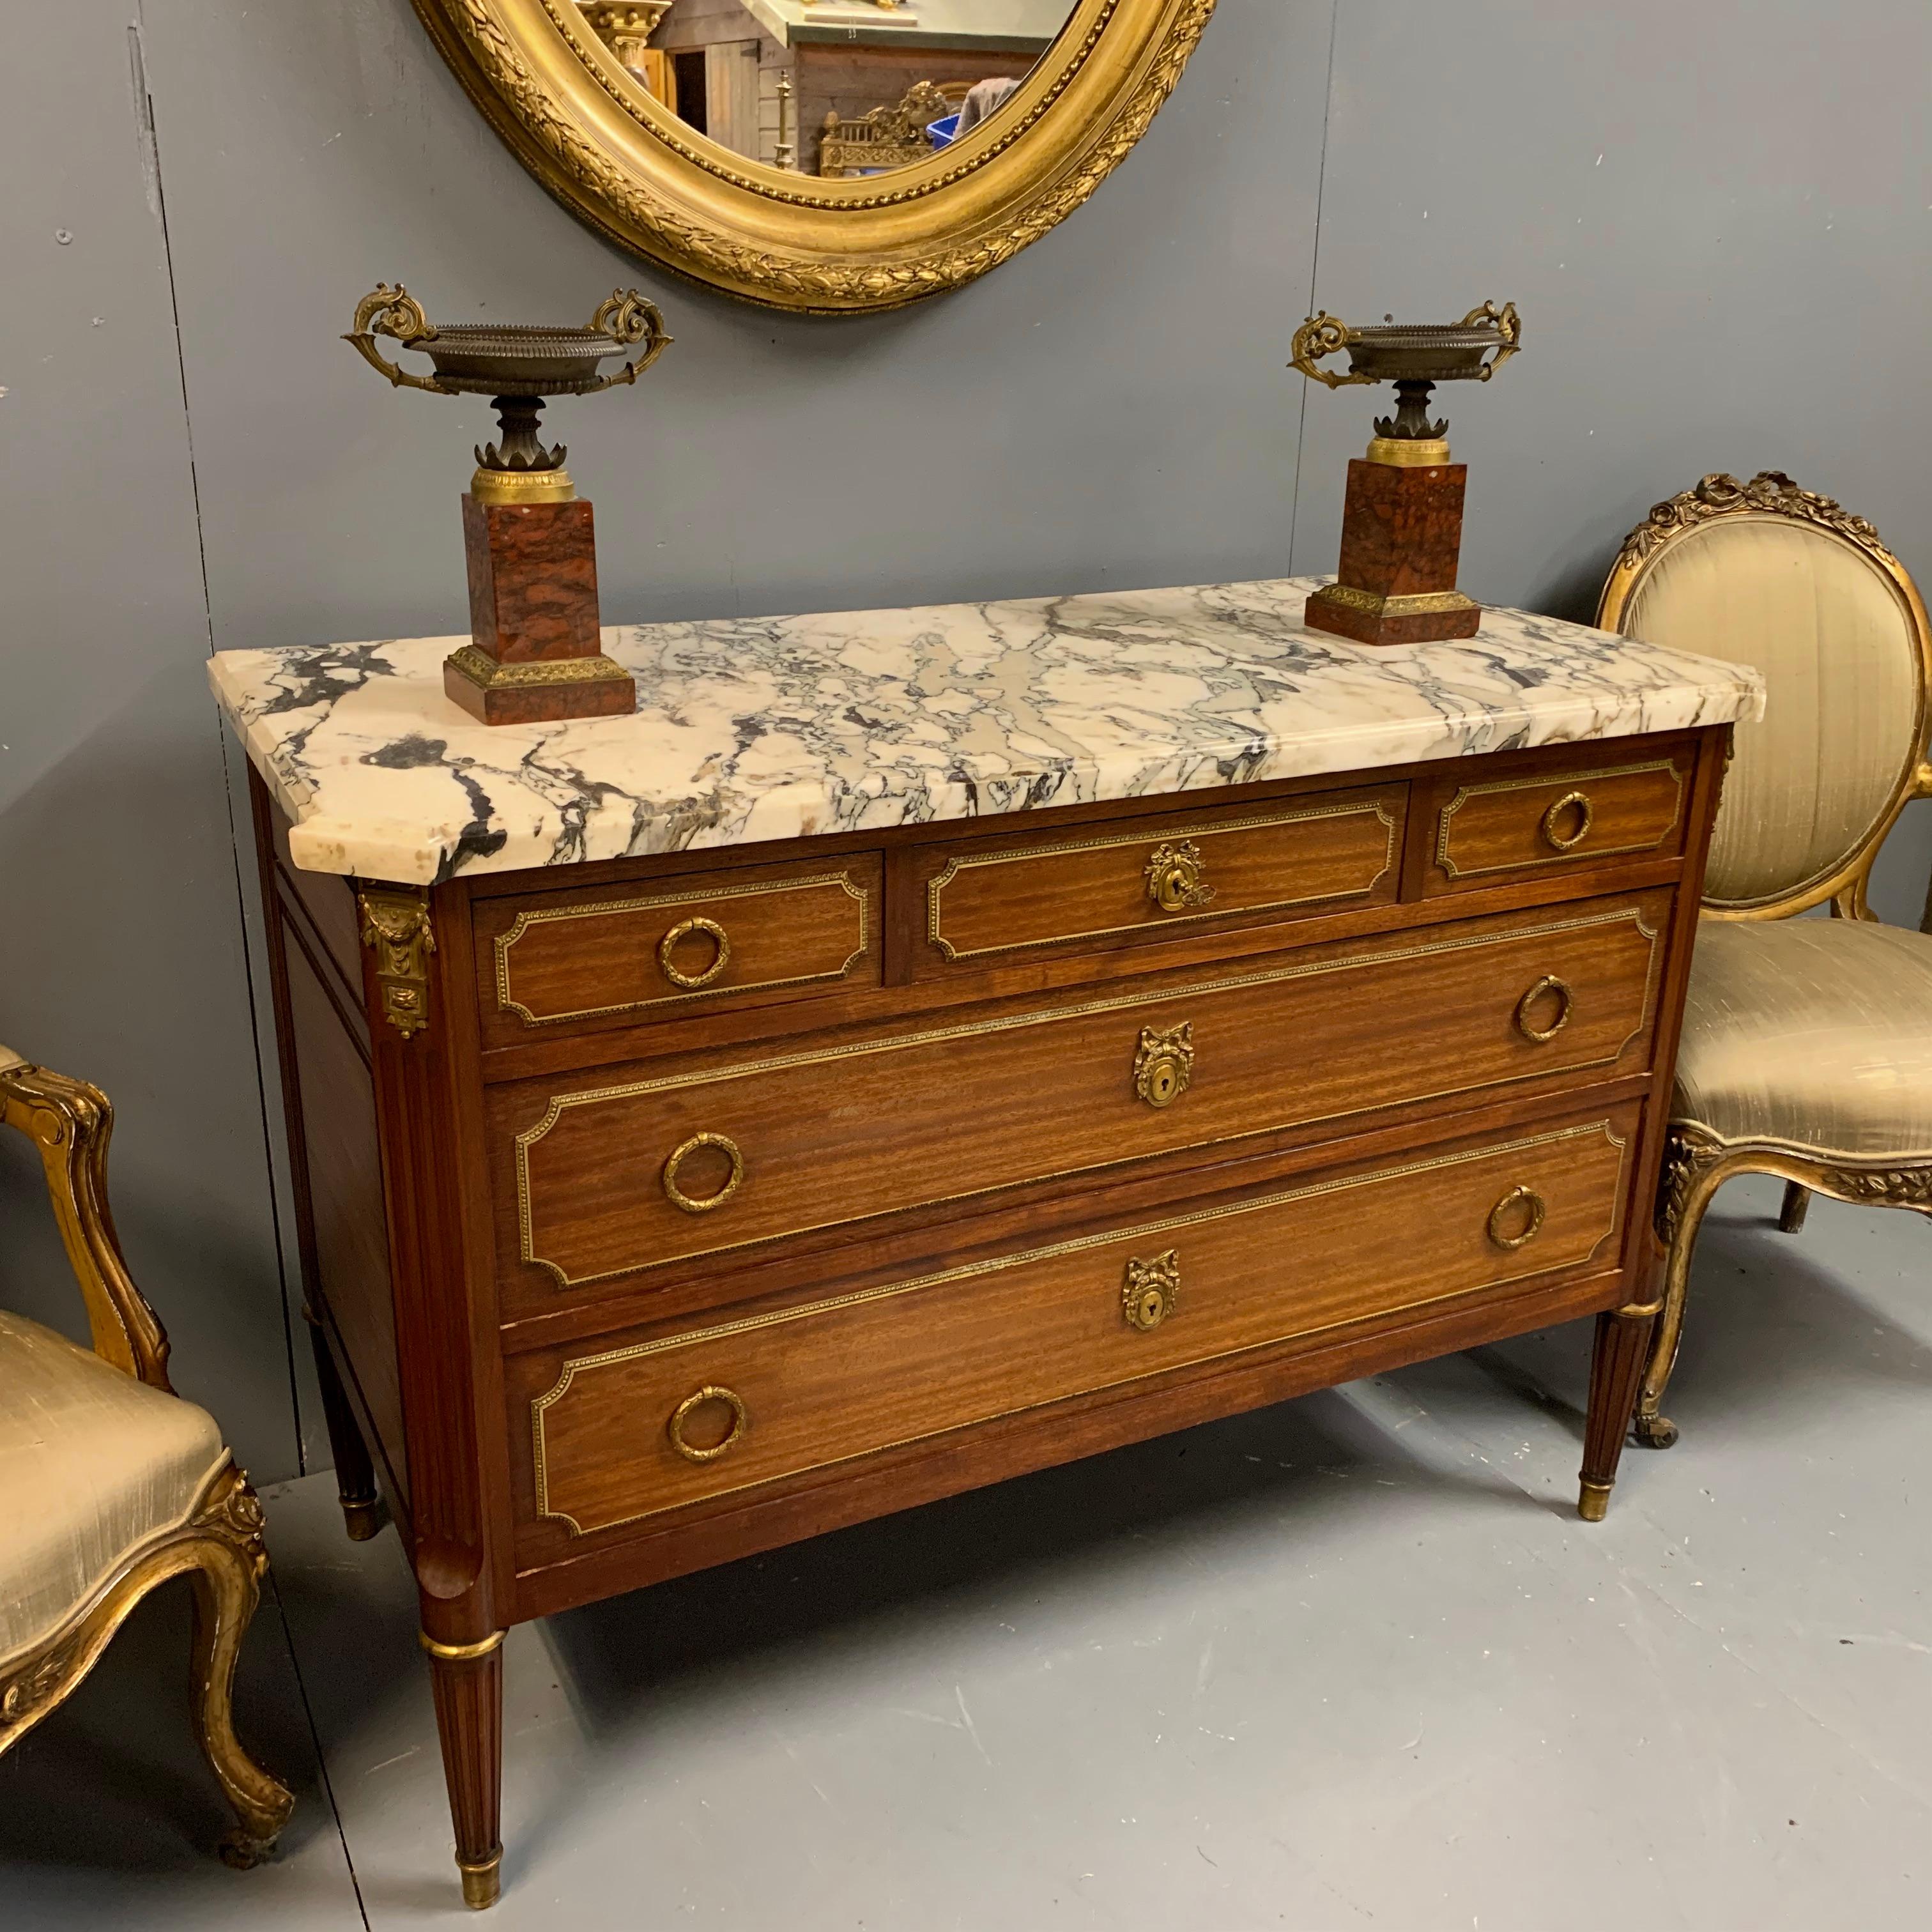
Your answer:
304,1311 -> 383,1541
1579,1303 -> 1659,1521
424,1634 -> 505,1909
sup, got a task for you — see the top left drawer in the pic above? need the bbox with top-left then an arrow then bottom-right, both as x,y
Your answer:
474,854 -> 881,1048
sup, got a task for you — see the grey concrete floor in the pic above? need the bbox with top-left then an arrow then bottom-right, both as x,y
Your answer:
3,1175 -> 1926,1929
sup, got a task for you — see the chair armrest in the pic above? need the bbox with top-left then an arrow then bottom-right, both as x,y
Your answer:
0,1053 -> 173,1390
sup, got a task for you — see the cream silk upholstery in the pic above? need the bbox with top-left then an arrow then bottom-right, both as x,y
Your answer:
1673,917 -> 1932,1159
1624,515 -> 1922,905
0,1308 -> 227,1668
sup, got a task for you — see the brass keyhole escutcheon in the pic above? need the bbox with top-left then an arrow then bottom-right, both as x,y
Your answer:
1487,1184 -> 1546,1251
659,916 -> 732,990
663,1132 -> 745,1214
1540,791 -> 1594,852
1144,839 -> 1216,914
667,1384 -> 747,1463
1514,974 -> 1575,1044
1133,1022 -> 1195,1108
1123,1250 -> 1180,1331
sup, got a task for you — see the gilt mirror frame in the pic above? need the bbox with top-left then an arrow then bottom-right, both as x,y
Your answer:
412,0 -> 1216,313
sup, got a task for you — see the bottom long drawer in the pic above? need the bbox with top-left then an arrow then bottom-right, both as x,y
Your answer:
525,1107 -> 1636,1539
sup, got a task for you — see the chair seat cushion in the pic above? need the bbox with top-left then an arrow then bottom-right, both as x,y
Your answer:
1673,917 -> 1932,1158
0,1310 -> 227,1670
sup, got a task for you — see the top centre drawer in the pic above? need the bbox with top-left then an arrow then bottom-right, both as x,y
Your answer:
912,785 -> 1404,974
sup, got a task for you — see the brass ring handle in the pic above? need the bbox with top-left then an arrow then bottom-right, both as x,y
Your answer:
342,284 -> 454,395
1514,974 -> 1574,1044
1460,300 -> 1523,379
666,1384 -> 747,1463
659,916 -> 731,990
1540,791 -> 1594,852
1487,1184 -> 1546,1251
1144,839 -> 1216,914
662,1133 -> 745,1215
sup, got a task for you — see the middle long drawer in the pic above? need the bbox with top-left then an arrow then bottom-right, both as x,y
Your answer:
494,892 -> 1666,1296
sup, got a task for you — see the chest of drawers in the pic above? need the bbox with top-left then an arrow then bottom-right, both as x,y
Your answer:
217,576 -> 1761,1907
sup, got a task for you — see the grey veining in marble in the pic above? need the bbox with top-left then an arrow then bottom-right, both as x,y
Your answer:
208,578 -> 1765,884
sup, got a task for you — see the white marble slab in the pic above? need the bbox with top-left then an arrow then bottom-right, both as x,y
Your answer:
208,577 -> 1765,885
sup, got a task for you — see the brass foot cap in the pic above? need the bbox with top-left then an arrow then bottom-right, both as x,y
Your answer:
1577,1479 -> 1612,1523
459,1851 -> 503,1910
340,1496 -> 385,1542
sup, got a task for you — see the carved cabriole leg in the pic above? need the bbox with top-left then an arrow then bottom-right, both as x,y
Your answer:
1778,1183 -> 1812,1234
302,1306 -> 385,1541
190,1468 -> 299,1866
1579,1295 -> 1662,1520
0,1462 -> 294,1864
422,1630 -> 505,1910
1636,1126 -> 1732,1451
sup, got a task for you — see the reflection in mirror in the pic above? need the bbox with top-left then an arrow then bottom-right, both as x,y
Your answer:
580,2 -> 1072,176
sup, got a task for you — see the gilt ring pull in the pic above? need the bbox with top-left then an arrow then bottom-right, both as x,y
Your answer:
667,1385 -> 747,1464
659,916 -> 732,990
1540,790 -> 1594,852
1487,1184 -> 1546,1251
663,1133 -> 745,1215
1514,974 -> 1575,1044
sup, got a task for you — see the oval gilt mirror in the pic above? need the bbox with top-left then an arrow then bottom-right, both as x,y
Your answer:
411,0 -> 1216,312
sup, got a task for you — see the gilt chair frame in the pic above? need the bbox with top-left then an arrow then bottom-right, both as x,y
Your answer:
0,1054 -> 293,1865
1596,473 -> 1932,1447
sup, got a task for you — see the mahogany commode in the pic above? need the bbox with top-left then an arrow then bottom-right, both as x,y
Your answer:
211,577 -> 1763,1908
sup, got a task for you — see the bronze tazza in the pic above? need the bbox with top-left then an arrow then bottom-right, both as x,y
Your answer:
345,284 -> 672,724
1289,302 -> 1521,648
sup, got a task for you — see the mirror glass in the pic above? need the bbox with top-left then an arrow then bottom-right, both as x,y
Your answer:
580,1 -> 1075,175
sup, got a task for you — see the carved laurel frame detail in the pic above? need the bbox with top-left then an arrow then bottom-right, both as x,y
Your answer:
411,0 -> 1218,312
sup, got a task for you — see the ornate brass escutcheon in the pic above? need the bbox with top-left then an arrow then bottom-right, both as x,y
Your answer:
1540,790 -> 1595,852
1144,839 -> 1217,914
1486,1184 -> 1546,1251
1513,974 -> 1575,1043
659,916 -> 731,990
667,1384 -> 747,1463
1133,1022 -> 1195,1108
1122,1250 -> 1181,1331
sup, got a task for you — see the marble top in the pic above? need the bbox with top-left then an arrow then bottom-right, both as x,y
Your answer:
208,577 -> 1765,886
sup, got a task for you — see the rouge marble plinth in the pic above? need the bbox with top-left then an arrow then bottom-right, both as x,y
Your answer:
1305,459 -> 1482,647
455,494 -> 634,724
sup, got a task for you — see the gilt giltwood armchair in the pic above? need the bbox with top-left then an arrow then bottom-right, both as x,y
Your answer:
1597,472 -> 1932,1448
0,1046 -> 293,1864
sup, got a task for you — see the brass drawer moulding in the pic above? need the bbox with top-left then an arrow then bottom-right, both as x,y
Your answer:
528,1118 -> 1628,1535
512,903 -> 1664,1287
1434,760 -> 1686,880
924,800 -> 1399,960
493,870 -> 871,1025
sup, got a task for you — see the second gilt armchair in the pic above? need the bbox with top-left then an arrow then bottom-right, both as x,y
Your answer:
0,1047 -> 293,1864
1597,471 -> 1932,1449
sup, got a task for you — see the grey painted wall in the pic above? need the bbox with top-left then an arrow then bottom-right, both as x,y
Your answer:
3,0 -> 1927,1482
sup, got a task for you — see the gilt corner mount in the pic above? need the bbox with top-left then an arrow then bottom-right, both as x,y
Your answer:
409,0 -> 1218,314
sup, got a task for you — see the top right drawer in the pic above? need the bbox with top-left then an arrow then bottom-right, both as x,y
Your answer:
1416,742 -> 1694,896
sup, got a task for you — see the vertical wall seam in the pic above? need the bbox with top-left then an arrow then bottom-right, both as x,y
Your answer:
131,6 -> 310,1478
1286,0 -> 1341,579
